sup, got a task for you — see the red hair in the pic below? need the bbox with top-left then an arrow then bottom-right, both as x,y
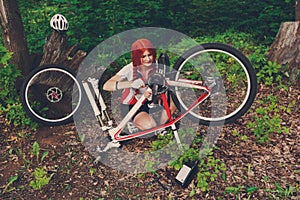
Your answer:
131,39 -> 156,80
131,38 -> 156,67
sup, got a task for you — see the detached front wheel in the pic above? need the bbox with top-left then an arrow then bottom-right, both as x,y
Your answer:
20,64 -> 82,126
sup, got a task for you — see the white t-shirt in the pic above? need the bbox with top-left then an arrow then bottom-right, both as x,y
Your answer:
117,62 -> 156,104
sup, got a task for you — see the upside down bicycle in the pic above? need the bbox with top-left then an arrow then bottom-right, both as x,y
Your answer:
20,43 -> 257,159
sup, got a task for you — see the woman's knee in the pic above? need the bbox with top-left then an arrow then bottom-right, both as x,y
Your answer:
133,112 -> 156,130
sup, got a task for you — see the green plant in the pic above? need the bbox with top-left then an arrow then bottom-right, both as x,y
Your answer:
267,183 -> 295,199
296,69 -> 300,87
32,141 -> 49,164
256,61 -> 286,85
15,147 -> 32,168
0,44 -> 37,128
160,128 -> 201,170
143,129 -> 185,174
169,146 -> 199,171
30,167 -> 53,190
196,151 -> 226,191
249,45 -> 288,86
246,186 -> 259,195
232,129 -> 248,142
89,168 -> 96,177
3,103 -> 37,128
247,96 -> 289,144
189,185 -> 196,197
280,100 -> 296,114
0,46 -> 20,105
225,185 -> 243,196
225,185 -> 258,199
143,151 -> 157,173
150,131 -> 175,151
3,175 -> 18,193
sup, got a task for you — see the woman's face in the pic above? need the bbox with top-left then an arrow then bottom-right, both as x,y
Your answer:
140,50 -> 153,67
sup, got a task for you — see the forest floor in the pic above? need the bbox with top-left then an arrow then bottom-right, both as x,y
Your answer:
0,84 -> 299,200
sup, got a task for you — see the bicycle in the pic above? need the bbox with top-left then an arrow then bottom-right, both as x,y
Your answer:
20,43 -> 257,160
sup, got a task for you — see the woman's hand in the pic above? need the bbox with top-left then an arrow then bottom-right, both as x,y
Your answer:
143,87 -> 152,99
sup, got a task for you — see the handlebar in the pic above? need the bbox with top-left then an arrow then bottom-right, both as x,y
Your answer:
147,73 -> 168,96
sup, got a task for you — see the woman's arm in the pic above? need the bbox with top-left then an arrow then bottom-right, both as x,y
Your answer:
103,75 -> 132,91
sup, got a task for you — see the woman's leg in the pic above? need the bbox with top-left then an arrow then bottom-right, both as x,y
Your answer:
133,112 -> 156,130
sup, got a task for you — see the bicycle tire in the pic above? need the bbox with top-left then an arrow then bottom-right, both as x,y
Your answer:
173,43 -> 257,125
20,64 -> 82,126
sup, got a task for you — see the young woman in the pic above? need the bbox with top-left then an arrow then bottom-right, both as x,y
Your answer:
103,38 -> 176,131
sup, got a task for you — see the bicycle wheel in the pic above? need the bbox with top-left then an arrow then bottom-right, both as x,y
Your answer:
20,64 -> 82,126
173,43 -> 257,125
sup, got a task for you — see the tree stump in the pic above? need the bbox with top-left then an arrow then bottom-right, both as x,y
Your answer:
267,22 -> 300,86
37,30 -> 87,88
40,31 -> 86,72
30,31 -> 87,118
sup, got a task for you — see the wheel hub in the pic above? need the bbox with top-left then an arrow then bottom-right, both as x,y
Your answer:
46,87 -> 63,103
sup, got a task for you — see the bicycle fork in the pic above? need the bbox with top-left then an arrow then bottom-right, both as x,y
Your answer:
82,78 -> 113,131
82,78 -> 121,160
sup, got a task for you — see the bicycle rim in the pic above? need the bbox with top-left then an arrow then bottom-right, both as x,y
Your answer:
174,43 -> 257,125
23,66 -> 82,125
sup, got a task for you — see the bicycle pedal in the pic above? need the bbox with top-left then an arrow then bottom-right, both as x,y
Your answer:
127,122 -> 139,134
98,141 -> 121,153
155,129 -> 167,136
148,102 -> 156,108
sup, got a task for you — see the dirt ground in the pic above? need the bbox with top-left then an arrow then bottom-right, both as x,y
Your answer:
0,84 -> 299,199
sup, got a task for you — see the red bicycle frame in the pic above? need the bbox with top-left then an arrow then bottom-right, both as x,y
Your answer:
82,77 -> 211,148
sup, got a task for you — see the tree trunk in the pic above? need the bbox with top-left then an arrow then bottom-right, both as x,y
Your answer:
296,0 -> 300,21
0,0 -> 31,75
267,21 -> 300,86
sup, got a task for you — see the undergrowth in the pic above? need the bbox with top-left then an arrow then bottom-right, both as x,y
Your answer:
0,44 -> 37,129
